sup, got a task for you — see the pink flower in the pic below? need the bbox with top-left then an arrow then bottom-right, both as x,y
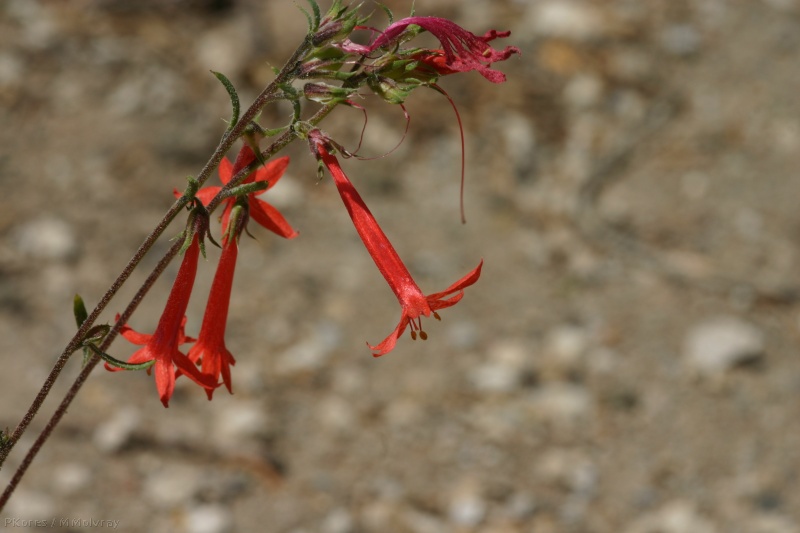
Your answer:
309,130 -> 482,356
369,17 -> 520,83
182,146 -> 298,239
186,220 -> 241,399
107,234 -> 216,407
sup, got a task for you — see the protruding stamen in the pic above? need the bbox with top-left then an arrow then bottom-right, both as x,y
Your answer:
419,331 -> 428,341
411,331 -> 417,340
433,312 -> 441,321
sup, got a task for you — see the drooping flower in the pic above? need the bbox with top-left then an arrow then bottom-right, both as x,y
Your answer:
106,233 -> 217,407
368,16 -> 520,83
309,130 -> 482,356
183,145 -> 298,239
185,208 -> 245,399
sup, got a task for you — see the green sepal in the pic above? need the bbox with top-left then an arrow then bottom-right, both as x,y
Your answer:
73,294 -> 89,329
0,428 -> 10,452
73,294 -> 94,366
83,324 -> 111,345
296,2 -> 314,33
84,343 -> 156,371
262,126 -> 286,137
183,176 -> 200,203
223,180 -> 269,200
79,323 -> 111,367
292,99 -> 302,123
375,1 -> 394,23
306,0 -> 321,29
211,71 -> 240,132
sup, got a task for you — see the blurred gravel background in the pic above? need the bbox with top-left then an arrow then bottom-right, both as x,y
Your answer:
2,0 -> 800,532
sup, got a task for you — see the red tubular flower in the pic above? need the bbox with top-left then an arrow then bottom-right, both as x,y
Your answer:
309,131 -> 482,356
183,146 -> 298,239
106,234 -> 216,407
369,16 -> 520,83
186,214 -> 242,399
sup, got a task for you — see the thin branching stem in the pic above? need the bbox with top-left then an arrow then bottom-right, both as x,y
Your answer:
0,240 -> 183,511
0,36 -> 314,482
0,197 -> 188,469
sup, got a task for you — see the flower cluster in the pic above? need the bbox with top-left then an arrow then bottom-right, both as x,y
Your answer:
106,7 -> 517,406
108,147 -> 297,407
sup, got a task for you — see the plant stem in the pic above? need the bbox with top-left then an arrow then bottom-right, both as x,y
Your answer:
0,198 -> 187,469
206,102 -> 339,213
0,240 -> 183,512
0,35 -> 314,472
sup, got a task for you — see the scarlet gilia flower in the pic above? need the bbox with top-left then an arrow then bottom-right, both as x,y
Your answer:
187,145 -> 298,239
186,207 -> 245,399
369,16 -> 520,83
309,130 -> 482,356
106,233 -> 216,407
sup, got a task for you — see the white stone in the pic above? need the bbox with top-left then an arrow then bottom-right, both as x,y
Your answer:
317,395 -> 357,432
659,24 -> 702,57
321,508 -> 354,533
470,363 -> 522,392
185,504 -> 233,533
13,216 -> 77,262
214,400 -> 268,443
530,384 -> 591,425
53,463 -> 91,495
5,489 -> 55,520
624,500 -> 717,533
93,407 -> 141,453
143,465 -> 202,508
528,1 -> 609,41
684,316 -> 765,376
564,75 -> 604,109
543,325 -> 589,370
448,482 -> 487,527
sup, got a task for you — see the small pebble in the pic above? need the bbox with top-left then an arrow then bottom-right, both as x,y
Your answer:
143,465 -> 202,509
185,504 -> 233,533
93,407 -> 141,453
321,508 -> 354,533
624,500 -> 717,533
658,24 -> 702,57
683,316 -> 765,377
13,216 -> 77,262
448,482 -> 487,527
528,1 -> 609,41
53,463 -> 91,495
5,489 -> 55,520
530,384 -> 592,426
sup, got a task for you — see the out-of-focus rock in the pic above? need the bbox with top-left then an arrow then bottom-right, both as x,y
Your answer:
185,504 -> 233,533
93,407 -> 141,453
447,479 -> 487,527
526,1 -> 610,42
683,316 -> 765,377
13,216 -> 78,262
624,500 -> 717,533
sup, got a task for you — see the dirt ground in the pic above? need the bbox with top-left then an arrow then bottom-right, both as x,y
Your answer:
2,0 -> 800,532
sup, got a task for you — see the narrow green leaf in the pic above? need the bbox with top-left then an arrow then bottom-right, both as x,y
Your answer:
84,343 -> 155,371
375,1 -> 394,23
73,294 -> 88,328
211,71 -> 240,132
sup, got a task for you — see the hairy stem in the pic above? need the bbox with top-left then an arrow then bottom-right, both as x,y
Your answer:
0,35 -> 314,474
0,198 -> 187,469
0,240 -> 183,511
